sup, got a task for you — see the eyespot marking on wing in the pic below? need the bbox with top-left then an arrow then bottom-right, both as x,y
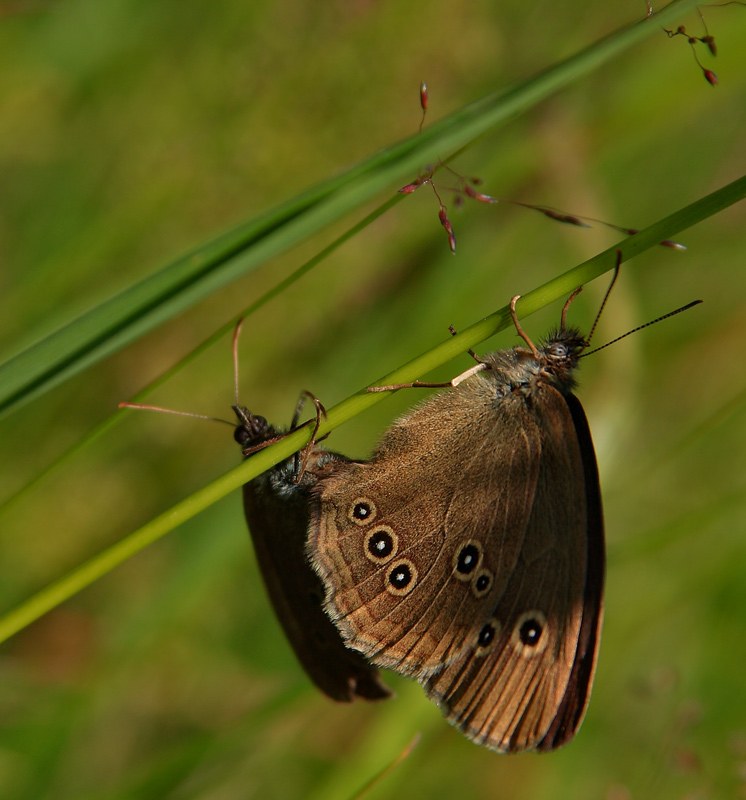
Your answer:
453,540 -> 483,581
385,559 -> 418,596
364,526 -> 398,564
472,569 -> 493,599
475,617 -> 502,656
511,610 -> 549,657
349,498 -> 377,525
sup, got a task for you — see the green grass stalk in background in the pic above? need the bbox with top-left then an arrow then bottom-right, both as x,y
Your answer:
1,170 -> 742,644
0,0 -> 700,418
1,0 -> 744,798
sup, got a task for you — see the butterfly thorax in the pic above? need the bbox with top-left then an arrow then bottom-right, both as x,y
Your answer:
233,404 -> 353,497
480,326 -> 587,397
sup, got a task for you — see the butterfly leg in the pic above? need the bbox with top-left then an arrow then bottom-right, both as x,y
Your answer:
238,391 -> 327,484
367,325 -> 489,393
290,391 -> 328,482
509,296 -> 541,358
448,324 -> 482,363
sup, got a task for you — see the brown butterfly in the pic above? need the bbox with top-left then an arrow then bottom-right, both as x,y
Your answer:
233,396 -> 392,703
122,330 -> 391,704
307,280 -> 608,752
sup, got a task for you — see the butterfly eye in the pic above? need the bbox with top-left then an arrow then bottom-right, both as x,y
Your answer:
349,498 -> 377,524
233,426 -> 251,446
385,559 -> 418,596
453,540 -> 483,580
547,343 -> 567,360
364,526 -> 398,564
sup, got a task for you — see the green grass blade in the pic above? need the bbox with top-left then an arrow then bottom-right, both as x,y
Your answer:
0,196 -> 400,515
0,0 -> 700,419
0,168 -> 740,646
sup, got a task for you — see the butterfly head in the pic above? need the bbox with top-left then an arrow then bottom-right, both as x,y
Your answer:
232,405 -> 274,449
536,326 -> 588,392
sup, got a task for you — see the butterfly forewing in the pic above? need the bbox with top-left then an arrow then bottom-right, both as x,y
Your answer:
238,409 -> 392,703
536,392 -> 605,751
310,376 -> 549,678
308,324 -> 605,751
424,385 -> 602,752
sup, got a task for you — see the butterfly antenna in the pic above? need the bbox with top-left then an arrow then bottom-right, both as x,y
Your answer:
118,401 -> 235,427
586,250 -> 622,346
232,317 -> 244,407
120,319 -> 247,428
582,300 -> 703,357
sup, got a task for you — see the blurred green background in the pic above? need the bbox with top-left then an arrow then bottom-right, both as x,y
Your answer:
1,0 -> 745,798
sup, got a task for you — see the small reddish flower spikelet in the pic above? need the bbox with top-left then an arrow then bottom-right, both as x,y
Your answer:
418,81 -> 428,132
399,81 -> 688,253
398,174 -> 429,194
660,239 -> 688,251
539,209 -> 589,228
701,34 -> 717,56
398,159 -> 687,253
662,23 -> 719,87
617,226 -> 686,250
656,0 -> 744,87
463,184 -> 496,204
438,208 -> 457,254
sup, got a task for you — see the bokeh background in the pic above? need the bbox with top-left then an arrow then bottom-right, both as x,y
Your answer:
1,1 -> 745,798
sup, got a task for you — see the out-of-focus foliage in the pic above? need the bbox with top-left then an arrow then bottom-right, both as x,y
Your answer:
0,1 -> 744,798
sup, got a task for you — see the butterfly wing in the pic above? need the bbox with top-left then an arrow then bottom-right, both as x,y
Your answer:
423,387 -> 604,752
308,374 -> 603,748
241,420 -> 391,703
535,392 -> 604,751
308,376 -> 546,677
